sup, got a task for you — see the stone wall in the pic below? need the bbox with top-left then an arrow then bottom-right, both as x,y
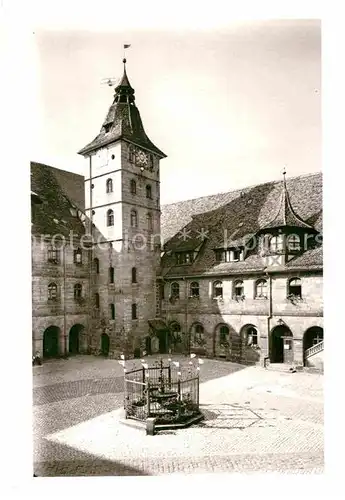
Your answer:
32,238 -> 90,356
84,141 -> 162,358
162,272 -> 323,364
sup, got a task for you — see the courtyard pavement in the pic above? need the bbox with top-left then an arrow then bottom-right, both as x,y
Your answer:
33,355 -> 324,476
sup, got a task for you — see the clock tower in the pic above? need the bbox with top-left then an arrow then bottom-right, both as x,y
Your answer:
78,58 -> 166,357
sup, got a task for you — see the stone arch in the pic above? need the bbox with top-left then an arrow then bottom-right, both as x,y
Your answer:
240,324 -> 260,364
189,322 -> 206,354
168,321 -> 182,353
213,323 -> 236,358
303,326 -> 323,366
68,324 -> 85,355
270,324 -> 293,364
43,325 -> 60,358
240,324 -> 259,346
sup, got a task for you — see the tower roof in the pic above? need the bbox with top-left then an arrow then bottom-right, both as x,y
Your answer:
78,58 -> 166,157
260,169 -> 314,231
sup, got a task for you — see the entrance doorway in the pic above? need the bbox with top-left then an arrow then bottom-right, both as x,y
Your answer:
303,327 -> 323,365
69,324 -> 84,355
270,325 -> 293,363
101,333 -> 110,356
158,330 -> 168,354
43,326 -> 60,358
145,336 -> 152,355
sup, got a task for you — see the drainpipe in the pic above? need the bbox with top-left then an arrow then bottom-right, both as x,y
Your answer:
88,155 -> 93,354
63,241 -> 67,356
183,277 -> 189,355
264,271 -> 272,368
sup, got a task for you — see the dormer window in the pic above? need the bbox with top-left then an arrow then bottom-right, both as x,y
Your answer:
287,234 -> 301,251
215,249 -> 226,262
175,251 -> 194,265
270,235 -> 284,253
231,249 -> 243,261
215,248 -> 243,262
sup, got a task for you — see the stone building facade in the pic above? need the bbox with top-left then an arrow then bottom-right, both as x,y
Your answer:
31,164 -> 91,358
31,60 -> 323,369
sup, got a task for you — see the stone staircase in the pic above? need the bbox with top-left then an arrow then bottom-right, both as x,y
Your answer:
265,341 -> 324,373
304,340 -> 324,359
304,340 -> 324,372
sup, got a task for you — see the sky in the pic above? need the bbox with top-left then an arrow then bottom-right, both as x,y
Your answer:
31,18 -> 321,205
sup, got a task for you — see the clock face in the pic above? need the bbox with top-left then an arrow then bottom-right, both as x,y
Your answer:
136,149 -> 148,167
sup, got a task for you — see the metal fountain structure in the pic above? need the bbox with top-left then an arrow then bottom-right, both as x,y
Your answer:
119,354 -> 204,435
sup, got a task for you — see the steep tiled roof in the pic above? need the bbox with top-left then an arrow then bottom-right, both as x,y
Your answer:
161,172 -> 322,277
47,164 -> 85,210
30,162 -> 86,237
78,64 -> 166,158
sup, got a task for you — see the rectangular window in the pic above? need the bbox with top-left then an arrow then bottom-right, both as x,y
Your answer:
74,250 -> 82,265
48,247 -> 60,264
215,250 -> 225,262
132,303 -> 137,320
176,252 -> 194,265
232,249 -> 242,261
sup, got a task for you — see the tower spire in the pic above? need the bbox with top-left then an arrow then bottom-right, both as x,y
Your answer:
78,50 -> 166,158
262,167 -> 313,230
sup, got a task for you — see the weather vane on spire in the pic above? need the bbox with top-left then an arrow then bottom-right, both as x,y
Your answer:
100,44 -> 131,88
123,43 -> 131,63
282,165 -> 287,177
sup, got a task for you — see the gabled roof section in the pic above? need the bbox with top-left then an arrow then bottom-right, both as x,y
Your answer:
78,59 -> 166,158
259,170 -> 314,231
161,172 -> 322,277
46,164 -> 85,210
30,162 -> 86,237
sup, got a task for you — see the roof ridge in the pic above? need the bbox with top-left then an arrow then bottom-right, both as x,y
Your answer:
31,161 -> 85,180
162,171 -> 322,208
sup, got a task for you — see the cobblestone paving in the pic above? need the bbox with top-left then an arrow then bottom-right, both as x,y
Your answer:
33,356 -> 324,476
33,377 -> 124,405
35,452 -> 324,476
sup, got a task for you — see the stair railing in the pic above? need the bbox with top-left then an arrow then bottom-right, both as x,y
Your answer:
304,340 -> 324,359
